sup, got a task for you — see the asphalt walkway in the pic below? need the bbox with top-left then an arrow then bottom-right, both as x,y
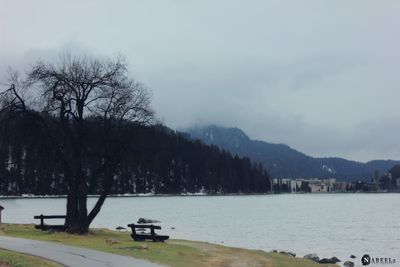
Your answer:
0,236 -> 163,267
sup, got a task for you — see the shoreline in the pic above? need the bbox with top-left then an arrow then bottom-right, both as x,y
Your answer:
1,191 -> 397,199
0,192 -> 268,199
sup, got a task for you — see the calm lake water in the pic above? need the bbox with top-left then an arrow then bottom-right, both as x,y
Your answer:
1,194 -> 399,266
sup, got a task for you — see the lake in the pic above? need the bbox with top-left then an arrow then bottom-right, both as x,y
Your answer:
1,194 -> 399,266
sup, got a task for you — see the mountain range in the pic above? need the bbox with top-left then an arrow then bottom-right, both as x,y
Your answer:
185,125 -> 400,181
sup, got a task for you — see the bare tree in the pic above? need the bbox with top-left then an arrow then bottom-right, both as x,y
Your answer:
0,53 -> 154,233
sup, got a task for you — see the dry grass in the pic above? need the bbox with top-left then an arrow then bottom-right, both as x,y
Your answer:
0,224 -> 338,267
0,248 -> 61,267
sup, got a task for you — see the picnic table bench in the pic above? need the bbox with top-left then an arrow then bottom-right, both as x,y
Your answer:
127,223 -> 169,242
34,214 -> 67,231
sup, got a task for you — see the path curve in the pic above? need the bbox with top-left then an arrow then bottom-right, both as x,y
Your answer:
0,236 -> 163,267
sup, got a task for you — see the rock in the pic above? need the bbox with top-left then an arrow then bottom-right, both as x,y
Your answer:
319,258 -> 332,264
350,255 -> 356,259
140,244 -> 149,250
279,251 -> 296,257
47,229 -> 57,234
171,227 -> 175,230
303,253 -> 320,262
105,239 -> 119,245
319,257 -> 341,264
115,226 -> 126,231
137,218 -> 160,224
344,261 -> 355,267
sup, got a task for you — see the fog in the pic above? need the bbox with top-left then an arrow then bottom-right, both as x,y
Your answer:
1,0 -> 400,161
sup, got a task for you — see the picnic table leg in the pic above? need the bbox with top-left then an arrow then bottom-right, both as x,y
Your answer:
150,226 -> 156,242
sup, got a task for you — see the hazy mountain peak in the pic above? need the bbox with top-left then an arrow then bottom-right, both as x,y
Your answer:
185,125 -> 400,181
188,125 -> 250,145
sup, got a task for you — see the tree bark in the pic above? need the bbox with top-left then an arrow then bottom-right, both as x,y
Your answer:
65,168 -> 89,234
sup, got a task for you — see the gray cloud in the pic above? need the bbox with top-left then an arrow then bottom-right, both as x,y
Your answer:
1,0 -> 400,162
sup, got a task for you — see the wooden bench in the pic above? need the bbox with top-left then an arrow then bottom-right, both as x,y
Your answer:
127,223 -> 169,242
34,214 -> 67,231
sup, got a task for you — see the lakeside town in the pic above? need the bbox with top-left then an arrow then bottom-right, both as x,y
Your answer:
273,171 -> 400,193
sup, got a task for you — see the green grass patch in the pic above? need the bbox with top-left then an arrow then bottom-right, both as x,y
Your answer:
0,248 -> 61,267
0,224 -> 337,267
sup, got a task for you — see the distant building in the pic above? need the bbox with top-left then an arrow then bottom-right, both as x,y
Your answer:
365,182 -> 379,192
373,170 -> 380,185
273,178 -> 292,193
322,178 -> 336,192
290,179 -> 302,192
396,178 -> 400,187
273,177 -> 351,193
334,182 -> 347,192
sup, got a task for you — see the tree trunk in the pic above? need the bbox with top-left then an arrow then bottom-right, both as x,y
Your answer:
65,173 -> 89,234
65,174 -> 78,231
86,172 -> 113,228
65,196 -> 89,233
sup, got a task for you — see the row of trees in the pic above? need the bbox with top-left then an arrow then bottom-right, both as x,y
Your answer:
0,117 -> 271,196
379,165 -> 400,191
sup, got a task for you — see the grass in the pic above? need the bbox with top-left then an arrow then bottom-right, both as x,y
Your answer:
0,248 -> 61,267
0,224 -> 338,267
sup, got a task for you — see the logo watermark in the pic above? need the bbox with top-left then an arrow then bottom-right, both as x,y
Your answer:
361,254 -> 396,266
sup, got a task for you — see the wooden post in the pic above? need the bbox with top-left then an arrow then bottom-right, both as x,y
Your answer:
0,205 -> 4,224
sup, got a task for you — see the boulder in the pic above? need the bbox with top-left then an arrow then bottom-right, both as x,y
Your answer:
140,244 -> 149,250
344,261 -> 355,267
105,239 -> 119,245
319,258 -> 332,264
137,218 -> 160,224
279,251 -> 296,257
303,253 -> 320,262
319,257 -> 341,264
115,226 -> 126,231
350,255 -> 356,259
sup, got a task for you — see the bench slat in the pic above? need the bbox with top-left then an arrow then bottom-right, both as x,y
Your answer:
133,233 -> 169,242
34,215 -> 66,219
127,224 -> 161,230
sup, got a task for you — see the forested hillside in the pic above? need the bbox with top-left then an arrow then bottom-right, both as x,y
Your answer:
0,113 -> 270,195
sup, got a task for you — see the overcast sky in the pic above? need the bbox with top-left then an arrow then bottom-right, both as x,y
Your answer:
1,0 -> 400,162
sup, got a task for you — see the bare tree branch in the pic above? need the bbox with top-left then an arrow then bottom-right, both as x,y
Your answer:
0,53 -> 154,233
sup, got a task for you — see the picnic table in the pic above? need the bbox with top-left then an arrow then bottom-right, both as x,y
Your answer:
34,214 -> 67,231
127,223 -> 169,242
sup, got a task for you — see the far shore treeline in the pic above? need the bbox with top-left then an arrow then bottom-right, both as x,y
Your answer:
0,111 -> 271,196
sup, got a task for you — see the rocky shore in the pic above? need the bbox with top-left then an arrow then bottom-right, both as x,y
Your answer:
273,250 -> 356,266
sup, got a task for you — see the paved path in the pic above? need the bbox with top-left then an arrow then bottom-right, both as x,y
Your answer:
0,236 -> 163,267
